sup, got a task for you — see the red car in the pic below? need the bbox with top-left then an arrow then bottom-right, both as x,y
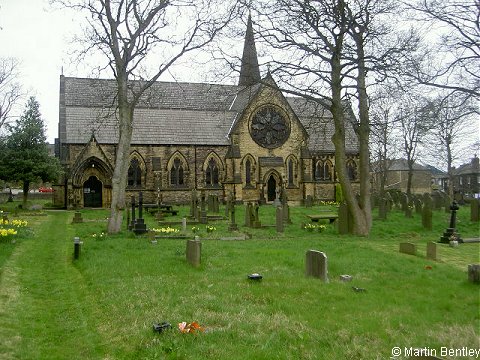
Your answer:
38,187 -> 54,193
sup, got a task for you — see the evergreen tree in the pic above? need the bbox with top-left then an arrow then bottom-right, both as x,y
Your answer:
0,97 -> 62,207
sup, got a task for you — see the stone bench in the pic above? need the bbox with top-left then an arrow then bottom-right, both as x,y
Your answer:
307,214 -> 338,224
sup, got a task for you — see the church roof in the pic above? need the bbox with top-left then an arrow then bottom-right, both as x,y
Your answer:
60,76 -> 358,153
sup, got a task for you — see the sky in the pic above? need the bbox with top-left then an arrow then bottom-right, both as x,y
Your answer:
0,0 -> 82,142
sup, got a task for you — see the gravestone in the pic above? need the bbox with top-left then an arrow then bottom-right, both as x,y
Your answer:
228,194 -> 238,231
186,238 -> 201,267
126,208 -> 131,230
207,194 -> 214,213
414,196 -> 423,214
399,242 -> 416,255
426,242 -> 437,261
199,191 -> 207,224
305,195 -> 313,208
385,192 -> 393,212
422,194 -> 433,231
444,195 -> 452,213
182,217 -> 187,232
133,192 -> 148,234
405,196 -> 414,218
129,195 -> 136,230
253,202 -> 262,228
305,250 -> 328,282
400,193 -> 408,212
471,199 -> 480,222
244,202 -> 253,227
276,206 -> 284,233
225,196 -> 231,218
72,211 -> 83,224
439,201 -> 462,243
378,197 -> 387,220
338,202 -> 352,235
273,188 -> 281,207
467,264 -> 480,284
190,190 -> 197,218
432,191 -> 443,210
212,195 -> 220,213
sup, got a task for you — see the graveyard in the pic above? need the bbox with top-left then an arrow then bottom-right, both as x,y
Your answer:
0,198 -> 479,360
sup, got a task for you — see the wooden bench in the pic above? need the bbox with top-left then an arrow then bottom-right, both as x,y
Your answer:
307,214 -> 338,224
144,204 -> 178,216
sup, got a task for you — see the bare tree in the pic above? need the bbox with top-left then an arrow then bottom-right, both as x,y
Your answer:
249,0 -> 416,235
369,84 -> 401,216
0,58 -> 22,130
424,93 -> 478,197
57,0 -> 237,233
395,91 -> 432,196
406,0 -> 480,100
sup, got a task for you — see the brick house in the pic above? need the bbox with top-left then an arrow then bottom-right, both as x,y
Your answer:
53,17 -> 359,208
452,155 -> 480,198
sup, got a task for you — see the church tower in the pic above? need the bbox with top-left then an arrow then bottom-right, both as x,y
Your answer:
238,15 -> 261,86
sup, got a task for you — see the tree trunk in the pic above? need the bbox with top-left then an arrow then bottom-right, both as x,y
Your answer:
22,180 -> 29,208
330,46 -> 369,236
107,101 -> 134,234
354,29 -> 372,232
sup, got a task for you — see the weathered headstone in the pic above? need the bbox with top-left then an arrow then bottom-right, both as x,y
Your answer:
276,206 -> 284,233
426,242 -> 437,261
467,264 -> 480,284
385,192 -> 393,212
378,197 -> 387,220
72,211 -> 83,224
207,194 -> 214,213
471,199 -> 480,222
444,194 -> 452,213
213,195 -> 220,213
129,195 -> 136,230
133,192 -> 148,234
182,217 -> 187,232
400,193 -> 408,212
305,195 -> 313,208
190,190 -> 197,218
199,191 -> 207,224
228,194 -> 238,231
422,194 -> 433,231
414,196 -> 423,214
305,250 -> 328,282
186,238 -> 201,267
399,242 -> 416,255
338,202 -> 352,235
244,202 -> 253,227
253,203 -> 262,228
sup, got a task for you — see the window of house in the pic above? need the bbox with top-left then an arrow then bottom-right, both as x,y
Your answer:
127,158 -> 142,187
206,158 -> 219,186
170,158 -> 184,186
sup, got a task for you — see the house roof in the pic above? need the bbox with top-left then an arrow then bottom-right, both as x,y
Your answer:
60,76 -> 359,153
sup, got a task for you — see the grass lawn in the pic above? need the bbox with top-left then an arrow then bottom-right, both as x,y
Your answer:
0,201 -> 479,359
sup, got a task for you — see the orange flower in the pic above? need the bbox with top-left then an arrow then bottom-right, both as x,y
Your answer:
178,321 -> 204,334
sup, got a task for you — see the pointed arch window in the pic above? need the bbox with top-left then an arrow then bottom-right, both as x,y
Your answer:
347,160 -> 357,181
245,158 -> 252,186
170,158 -> 184,186
128,158 -> 142,187
315,160 -> 323,181
288,158 -> 295,186
206,158 -> 219,186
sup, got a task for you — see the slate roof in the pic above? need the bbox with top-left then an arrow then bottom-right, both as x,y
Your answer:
60,76 -> 359,153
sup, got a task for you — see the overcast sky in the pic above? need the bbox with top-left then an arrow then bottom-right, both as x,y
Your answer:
0,0 -> 83,142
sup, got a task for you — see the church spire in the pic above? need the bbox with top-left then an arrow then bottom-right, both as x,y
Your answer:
238,14 -> 261,87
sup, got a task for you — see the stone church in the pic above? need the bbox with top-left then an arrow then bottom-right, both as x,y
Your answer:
53,17 -> 359,208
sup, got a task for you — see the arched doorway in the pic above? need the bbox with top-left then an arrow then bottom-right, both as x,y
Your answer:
83,176 -> 102,207
267,174 -> 277,201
